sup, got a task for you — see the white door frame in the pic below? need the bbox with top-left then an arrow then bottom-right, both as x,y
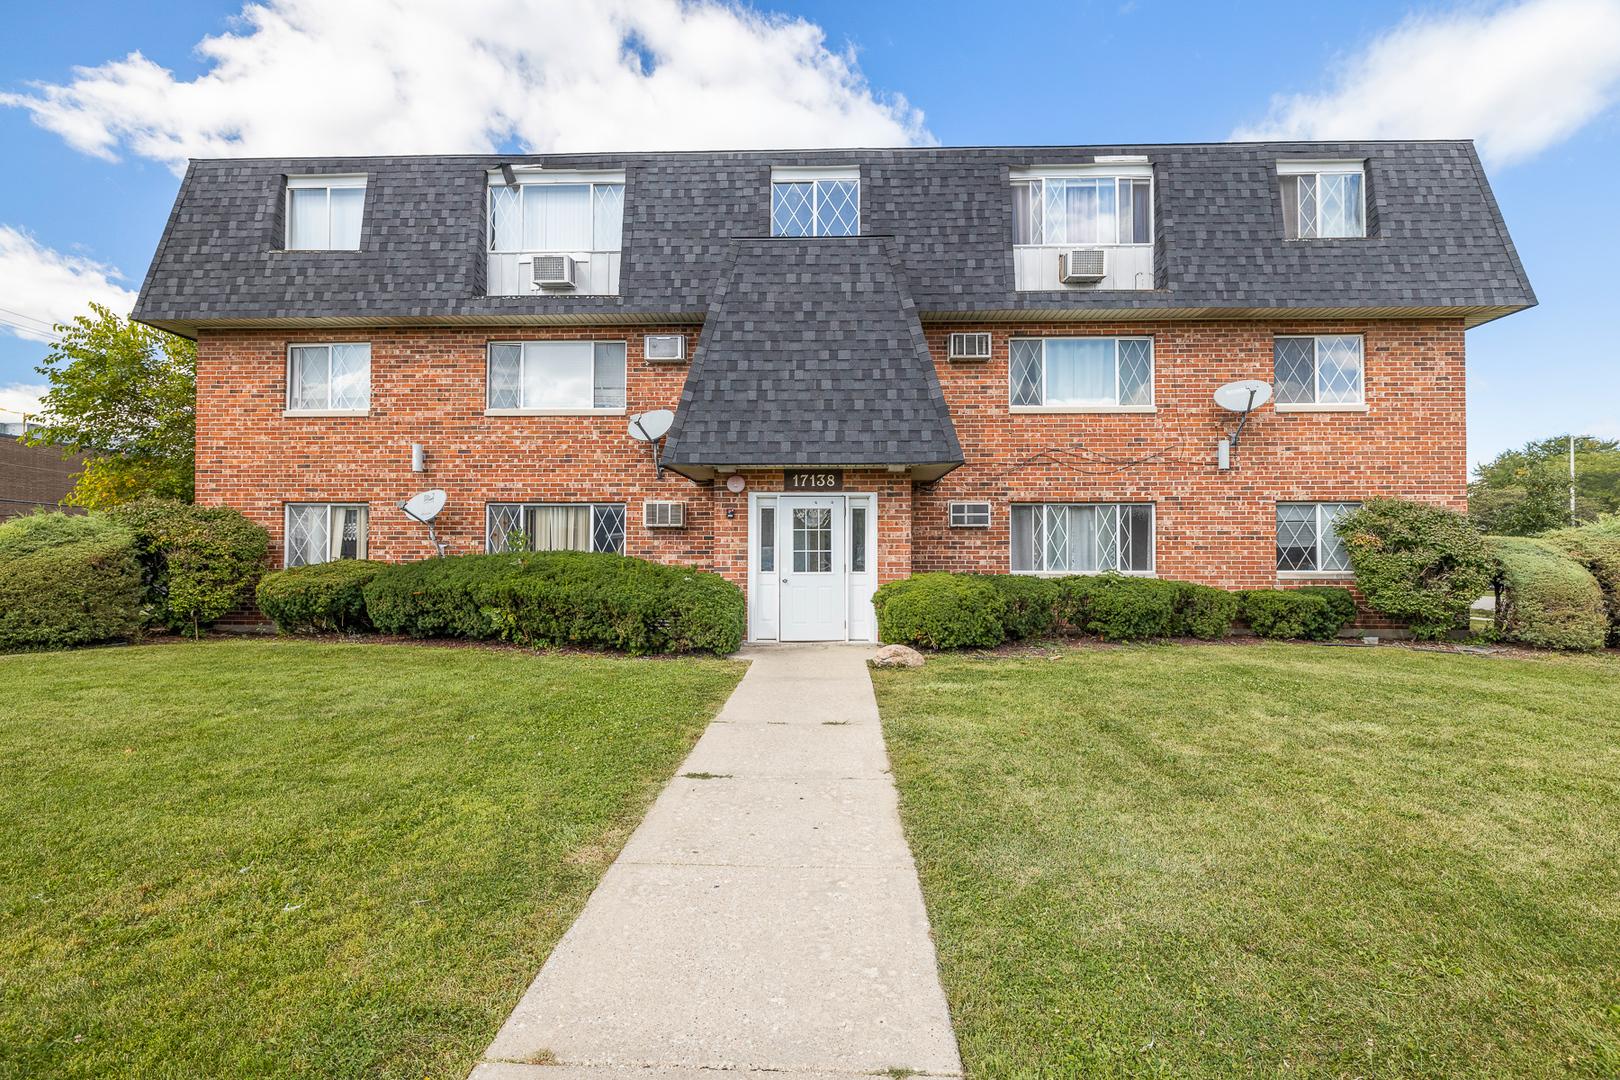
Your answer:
748,490 -> 879,643
778,495 -> 845,641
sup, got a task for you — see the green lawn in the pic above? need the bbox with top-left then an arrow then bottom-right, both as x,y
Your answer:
0,641 -> 744,1080
872,644 -> 1620,1080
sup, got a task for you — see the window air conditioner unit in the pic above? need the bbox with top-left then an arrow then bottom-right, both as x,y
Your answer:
644,334 -> 686,362
1059,248 -> 1107,283
947,332 -> 992,362
644,501 -> 686,528
532,254 -> 578,290
949,502 -> 992,528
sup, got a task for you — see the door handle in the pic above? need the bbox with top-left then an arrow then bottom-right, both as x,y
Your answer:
782,578 -> 788,583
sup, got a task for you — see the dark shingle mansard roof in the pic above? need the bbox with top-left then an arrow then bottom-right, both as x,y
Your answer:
132,141 -> 1535,336
660,237 -> 963,480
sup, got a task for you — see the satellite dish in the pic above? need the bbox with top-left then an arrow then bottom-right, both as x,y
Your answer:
1214,380 -> 1272,412
401,488 -> 448,522
628,409 -> 674,442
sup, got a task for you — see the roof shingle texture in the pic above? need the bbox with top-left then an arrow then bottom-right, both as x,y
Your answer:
132,141 -> 1535,327
660,238 -> 963,469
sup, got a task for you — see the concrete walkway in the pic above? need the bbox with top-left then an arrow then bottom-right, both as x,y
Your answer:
471,644 -> 961,1080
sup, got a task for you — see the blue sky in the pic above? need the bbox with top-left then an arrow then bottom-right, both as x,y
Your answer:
2,0 -> 1618,467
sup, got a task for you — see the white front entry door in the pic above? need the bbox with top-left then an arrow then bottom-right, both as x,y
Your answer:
778,496 -> 846,641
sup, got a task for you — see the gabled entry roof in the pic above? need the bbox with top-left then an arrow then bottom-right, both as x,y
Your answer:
660,237 -> 964,482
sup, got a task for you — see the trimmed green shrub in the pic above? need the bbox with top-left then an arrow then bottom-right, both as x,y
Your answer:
970,574 -> 1058,640
1488,536 -> 1606,651
1542,519 -> 1620,646
0,510 -> 143,648
1238,590 -> 1323,640
1052,575 -> 1179,641
1174,581 -> 1242,640
873,573 -> 1007,649
1337,498 -> 1494,639
362,551 -> 745,654
256,560 -> 387,633
106,499 -> 270,637
1294,585 -> 1360,632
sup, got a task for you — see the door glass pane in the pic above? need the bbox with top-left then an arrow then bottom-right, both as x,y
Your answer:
329,187 -> 364,249
1044,339 -> 1113,405
850,506 -> 866,572
593,342 -> 627,409
759,507 -> 775,572
523,341 -> 594,408
1276,504 -> 1319,571
793,508 -> 833,573
287,188 -> 328,249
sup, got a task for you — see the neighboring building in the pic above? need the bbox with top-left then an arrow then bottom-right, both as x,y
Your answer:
132,143 -> 1534,642
0,425 -> 81,519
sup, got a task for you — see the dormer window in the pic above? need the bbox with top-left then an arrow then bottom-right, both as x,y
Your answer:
1278,161 -> 1365,239
771,167 -> 859,237
486,169 -> 625,296
285,175 -> 366,251
1010,163 -> 1154,291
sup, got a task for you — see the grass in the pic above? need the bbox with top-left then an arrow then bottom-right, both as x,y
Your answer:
871,643 -> 1620,1079
0,640 -> 744,1080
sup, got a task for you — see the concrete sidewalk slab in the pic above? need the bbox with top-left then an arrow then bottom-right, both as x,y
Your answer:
477,644 -> 961,1078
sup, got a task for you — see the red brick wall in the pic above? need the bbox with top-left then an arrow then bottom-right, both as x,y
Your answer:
912,319 -> 1467,601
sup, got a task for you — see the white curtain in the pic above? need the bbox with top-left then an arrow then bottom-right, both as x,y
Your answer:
529,506 -> 591,551
593,185 -> 624,251
488,345 -> 522,409
290,346 -> 329,409
1044,339 -> 1114,405
286,504 -> 328,567
490,186 -> 522,251
525,185 -> 592,250
327,505 -> 369,560
287,189 -> 328,250
328,188 -> 364,249
592,343 -> 626,409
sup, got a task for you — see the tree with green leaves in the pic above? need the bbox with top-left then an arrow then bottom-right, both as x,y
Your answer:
1468,435 -> 1619,535
22,303 -> 196,508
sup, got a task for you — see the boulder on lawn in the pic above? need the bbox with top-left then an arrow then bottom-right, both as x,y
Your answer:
873,644 -> 925,668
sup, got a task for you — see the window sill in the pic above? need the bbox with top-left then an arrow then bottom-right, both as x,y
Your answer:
1013,570 -> 1158,578
283,409 -> 371,418
1276,571 -> 1356,580
1010,405 -> 1157,414
1274,403 -> 1369,413
484,408 -> 627,417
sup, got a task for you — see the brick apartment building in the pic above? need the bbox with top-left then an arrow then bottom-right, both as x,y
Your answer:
131,143 -> 1534,642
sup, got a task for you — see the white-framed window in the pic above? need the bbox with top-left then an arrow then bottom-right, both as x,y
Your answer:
1277,161 -> 1365,239
949,502 -> 992,527
488,176 -> 625,254
1012,176 -> 1152,246
1011,503 -> 1154,574
288,343 -> 371,411
771,167 -> 859,237
1276,502 -> 1359,573
285,175 -> 366,251
1009,337 -> 1153,407
486,503 -> 626,555
285,504 -> 369,567
1274,335 -> 1363,405
487,341 -> 627,411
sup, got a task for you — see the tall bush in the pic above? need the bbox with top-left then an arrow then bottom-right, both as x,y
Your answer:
1488,537 -> 1606,651
873,572 -> 1006,649
1336,499 -> 1494,639
0,511 -> 143,648
256,560 -> 387,633
1542,519 -> 1620,646
969,574 -> 1058,640
107,499 -> 271,638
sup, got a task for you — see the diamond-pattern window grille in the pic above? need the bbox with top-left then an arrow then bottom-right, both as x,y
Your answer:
487,504 -> 525,553
1274,338 -> 1316,404
328,344 -> 370,410
816,180 -> 859,236
286,505 -> 328,568
1096,505 -> 1120,572
1276,504 -> 1320,571
1117,339 -> 1153,405
592,184 -> 624,250
1317,173 -> 1363,238
1010,340 -> 1043,406
488,344 -> 522,409
1042,505 -> 1069,573
1297,174 -> 1319,238
772,183 -> 814,237
591,504 -> 625,554
1316,336 -> 1362,403
1319,503 -> 1358,571
490,185 -> 522,251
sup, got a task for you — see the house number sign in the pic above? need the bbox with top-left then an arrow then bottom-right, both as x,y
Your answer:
784,469 -> 844,491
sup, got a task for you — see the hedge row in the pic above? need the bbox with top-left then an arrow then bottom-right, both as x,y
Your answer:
1488,535 -> 1608,651
0,511 -> 143,649
871,572 -> 1358,648
1541,519 -> 1620,647
255,550 -> 746,655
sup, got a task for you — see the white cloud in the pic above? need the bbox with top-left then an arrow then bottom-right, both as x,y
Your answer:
0,0 -> 931,175
1233,0 -> 1620,165
0,383 -> 49,423
0,226 -> 138,342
